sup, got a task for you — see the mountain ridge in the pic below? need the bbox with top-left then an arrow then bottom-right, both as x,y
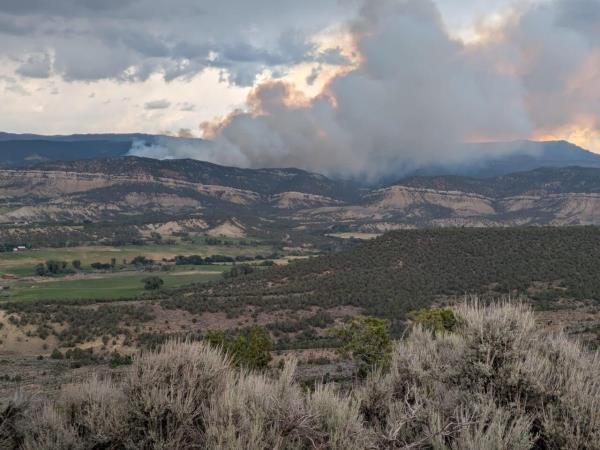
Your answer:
3,156 -> 600,242
2,132 -> 600,180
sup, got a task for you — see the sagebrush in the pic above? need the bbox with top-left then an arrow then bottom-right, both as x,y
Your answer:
1,301 -> 598,449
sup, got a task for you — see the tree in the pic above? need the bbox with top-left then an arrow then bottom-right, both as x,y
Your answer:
34,260 -> 71,276
46,260 -> 67,275
132,255 -> 153,267
334,316 -> 392,378
205,326 -> 272,370
245,326 -> 273,369
72,260 -> 82,270
142,276 -> 164,291
408,308 -> 458,334
223,264 -> 254,279
34,263 -> 47,276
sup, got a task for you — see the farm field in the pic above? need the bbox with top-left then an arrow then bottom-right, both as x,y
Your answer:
0,236 -> 276,302
0,266 -> 226,301
0,238 -> 274,275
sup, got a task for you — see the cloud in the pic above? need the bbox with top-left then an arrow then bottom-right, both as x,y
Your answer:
144,99 -> 171,110
184,0 -> 531,180
135,0 -> 595,180
2,0 -> 599,175
15,52 -> 52,78
0,0 -> 353,85
5,83 -> 30,96
178,102 -> 196,111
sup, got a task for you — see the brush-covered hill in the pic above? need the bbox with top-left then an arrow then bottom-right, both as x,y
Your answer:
166,227 -> 600,339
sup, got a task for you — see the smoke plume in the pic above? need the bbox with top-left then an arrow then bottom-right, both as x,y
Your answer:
133,0 -> 600,180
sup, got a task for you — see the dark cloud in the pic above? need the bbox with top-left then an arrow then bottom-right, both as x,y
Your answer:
15,52 -> 52,78
0,0 -> 352,84
556,0 -> 600,42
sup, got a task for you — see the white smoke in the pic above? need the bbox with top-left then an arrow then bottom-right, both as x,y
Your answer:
134,0 -> 600,180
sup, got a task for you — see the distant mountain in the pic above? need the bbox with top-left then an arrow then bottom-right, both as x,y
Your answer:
0,132 -> 206,167
394,166 -> 600,197
2,132 -> 600,179
396,140 -> 600,179
3,156 -> 600,244
0,132 -> 154,142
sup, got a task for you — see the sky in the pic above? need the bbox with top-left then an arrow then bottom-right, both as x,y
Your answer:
1,0 -> 599,178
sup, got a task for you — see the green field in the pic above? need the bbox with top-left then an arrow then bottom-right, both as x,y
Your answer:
0,239 -> 273,276
0,266 -> 226,301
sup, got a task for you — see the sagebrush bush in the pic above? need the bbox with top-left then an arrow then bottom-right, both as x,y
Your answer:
2,300 -> 599,449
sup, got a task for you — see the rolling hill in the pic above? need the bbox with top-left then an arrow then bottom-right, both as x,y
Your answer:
164,226 -> 600,342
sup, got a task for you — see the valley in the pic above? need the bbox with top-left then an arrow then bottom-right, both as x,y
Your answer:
1,227 -> 599,398
2,147 -> 600,439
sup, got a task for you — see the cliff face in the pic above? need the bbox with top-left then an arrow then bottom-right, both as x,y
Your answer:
2,158 -> 600,232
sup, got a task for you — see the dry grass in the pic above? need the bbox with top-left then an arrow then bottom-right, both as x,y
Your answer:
2,300 -> 599,449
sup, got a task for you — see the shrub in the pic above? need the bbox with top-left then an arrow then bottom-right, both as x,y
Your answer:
131,255 -> 153,266
358,300 -> 600,448
205,326 -> 273,370
334,315 -> 392,378
142,276 -> 163,290
50,349 -> 63,360
8,301 -> 600,449
408,307 -> 458,333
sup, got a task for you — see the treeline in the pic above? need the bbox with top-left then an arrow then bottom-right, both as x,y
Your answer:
174,254 -> 276,265
0,244 -> 30,253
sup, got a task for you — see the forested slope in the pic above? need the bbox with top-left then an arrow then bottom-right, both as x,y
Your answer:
168,227 -> 600,333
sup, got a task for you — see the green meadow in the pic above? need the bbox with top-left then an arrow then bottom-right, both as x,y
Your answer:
0,266 -> 225,301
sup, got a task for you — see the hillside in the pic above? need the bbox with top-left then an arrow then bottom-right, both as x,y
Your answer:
5,157 -> 600,247
165,227 -> 600,340
33,156 -> 358,199
2,227 -> 598,359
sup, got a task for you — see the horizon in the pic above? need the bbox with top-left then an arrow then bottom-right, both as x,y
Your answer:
1,0 -> 599,178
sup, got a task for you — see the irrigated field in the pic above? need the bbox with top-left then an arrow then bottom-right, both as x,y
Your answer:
1,266 -> 226,301
0,238 -> 273,275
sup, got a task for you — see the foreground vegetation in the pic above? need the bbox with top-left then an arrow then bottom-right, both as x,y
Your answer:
1,302 -> 598,449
